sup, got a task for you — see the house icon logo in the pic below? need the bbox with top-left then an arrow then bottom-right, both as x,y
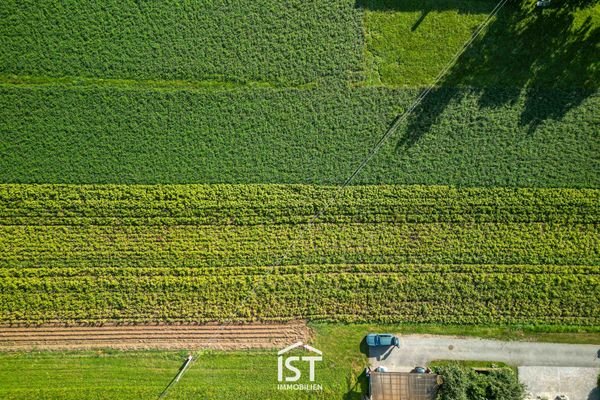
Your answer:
277,342 -> 323,391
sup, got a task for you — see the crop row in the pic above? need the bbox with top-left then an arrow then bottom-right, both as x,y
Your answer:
1,266 -> 598,324
0,184 -> 598,225
1,222 -> 597,268
0,85 -> 597,187
1,263 -> 598,279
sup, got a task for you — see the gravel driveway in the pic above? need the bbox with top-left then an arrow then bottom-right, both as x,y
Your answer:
519,366 -> 600,400
368,335 -> 600,370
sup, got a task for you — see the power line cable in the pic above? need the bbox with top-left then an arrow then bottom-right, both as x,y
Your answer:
162,0 -> 513,351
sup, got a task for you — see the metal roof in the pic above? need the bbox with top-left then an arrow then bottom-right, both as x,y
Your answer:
370,372 -> 440,400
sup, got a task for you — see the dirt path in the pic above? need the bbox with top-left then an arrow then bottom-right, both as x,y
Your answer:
0,321 -> 310,351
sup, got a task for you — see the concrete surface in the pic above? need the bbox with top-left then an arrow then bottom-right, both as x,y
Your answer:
368,335 -> 600,371
519,366 -> 600,400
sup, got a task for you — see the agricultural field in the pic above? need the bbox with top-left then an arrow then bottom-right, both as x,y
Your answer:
0,0 -> 599,398
0,1 -> 363,85
0,0 -> 598,187
0,324 -> 598,400
1,323 -> 599,400
0,184 -> 598,325
0,85 -> 597,186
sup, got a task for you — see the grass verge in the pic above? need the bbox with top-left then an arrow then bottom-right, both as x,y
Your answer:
0,323 -> 597,399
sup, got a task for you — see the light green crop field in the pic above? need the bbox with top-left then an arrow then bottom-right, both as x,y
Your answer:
362,0 -> 599,88
1,184 -> 598,325
362,0 -> 496,86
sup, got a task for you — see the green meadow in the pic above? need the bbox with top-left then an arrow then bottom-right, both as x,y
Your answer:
1,324 -> 599,400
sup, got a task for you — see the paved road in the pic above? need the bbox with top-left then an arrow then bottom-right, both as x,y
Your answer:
369,335 -> 600,371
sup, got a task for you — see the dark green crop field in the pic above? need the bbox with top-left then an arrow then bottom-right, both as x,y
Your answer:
0,0 -> 363,85
1,184 -> 598,325
0,84 -> 597,187
1,0 -> 598,187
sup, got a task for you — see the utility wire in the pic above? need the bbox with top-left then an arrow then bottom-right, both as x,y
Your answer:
276,0 -> 512,265
157,355 -> 194,400
340,0 -> 510,189
206,0 -> 512,345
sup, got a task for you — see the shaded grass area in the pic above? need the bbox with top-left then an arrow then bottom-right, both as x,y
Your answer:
442,0 -> 600,89
0,85 -> 597,187
0,0 -> 363,86
359,0 -> 497,86
360,0 -> 600,152
1,184 -> 598,325
0,324 -> 597,400
359,0 -> 599,88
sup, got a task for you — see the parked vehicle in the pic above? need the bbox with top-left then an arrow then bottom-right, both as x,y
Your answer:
366,333 -> 400,347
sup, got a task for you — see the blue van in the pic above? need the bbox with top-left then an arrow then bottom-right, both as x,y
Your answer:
366,333 -> 400,347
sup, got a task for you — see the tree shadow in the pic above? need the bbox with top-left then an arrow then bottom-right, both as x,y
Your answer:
358,0 -> 599,147
343,337 -> 370,400
343,368 -> 370,400
411,9 -> 430,31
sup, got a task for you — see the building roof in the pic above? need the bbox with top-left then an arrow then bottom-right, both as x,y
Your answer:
370,372 -> 440,400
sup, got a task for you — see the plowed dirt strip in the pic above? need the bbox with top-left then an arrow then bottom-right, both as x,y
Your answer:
0,321 -> 310,351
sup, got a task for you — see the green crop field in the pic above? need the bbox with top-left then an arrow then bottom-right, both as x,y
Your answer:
0,1 -> 363,85
0,85 -> 597,187
1,0 -> 598,187
1,184 -> 598,325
